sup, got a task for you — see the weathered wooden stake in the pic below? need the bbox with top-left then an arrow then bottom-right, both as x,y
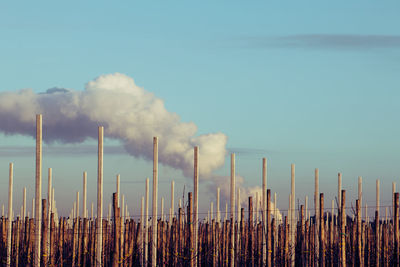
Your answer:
23,187 -> 26,221
193,146 -> 199,266
47,167 -> 52,256
6,163 -> 13,267
34,114 -> 42,267
315,168 -> 320,266
320,193 -> 325,267
96,126 -> 104,267
358,176 -> 363,220
230,153 -> 236,267
291,164 -> 296,266
42,199 -> 48,266
112,192 -> 121,267
152,137 -> 159,267
394,192 -> 399,266
338,173 -> 342,210
145,177 -> 149,266
217,187 -> 220,223
262,158 -> 267,265
340,190 -> 346,267
83,171 -> 87,218
171,180 -> 174,221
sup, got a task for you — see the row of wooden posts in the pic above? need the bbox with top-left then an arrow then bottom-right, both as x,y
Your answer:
0,190 -> 399,266
1,114 -> 399,266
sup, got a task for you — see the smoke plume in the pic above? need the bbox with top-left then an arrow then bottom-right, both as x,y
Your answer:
0,73 -> 227,177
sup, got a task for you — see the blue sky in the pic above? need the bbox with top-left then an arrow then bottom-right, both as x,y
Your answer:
0,1 -> 399,218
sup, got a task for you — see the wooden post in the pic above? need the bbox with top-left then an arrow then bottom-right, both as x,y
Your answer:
291,164 -> 296,266
262,158 -> 267,265
315,168 -> 319,266
394,192 -> 399,266
6,163 -> 13,267
112,193 -> 121,267
83,218 -> 89,267
42,199 -> 48,266
96,126 -> 104,267
320,193 -> 325,267
15,217 -> 20,267
375,211 -> 380,267
237,187 -> 241,266
217,187 -> 220,223
267,189 -> 271,267
358,176 -> 362,220
248,196 -> 254,267
193,146 -> 199,267
394,182 -> 397,220
340,190 -> 346,267
230,153 -> 236,267
47,167 -> 52,257
34,114 -> 42,267
152,137 -> 159,267
140,196 -> 144,267
145,178 -> 149,266
356,199 -> 362,267
338,173 -> 342,211
188,192 -> 193,267
83,172 -> 87,218
171,181 -> 174,222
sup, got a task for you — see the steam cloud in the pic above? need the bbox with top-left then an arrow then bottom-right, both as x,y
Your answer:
209,175 -> 282,222
0,73 -> 227,177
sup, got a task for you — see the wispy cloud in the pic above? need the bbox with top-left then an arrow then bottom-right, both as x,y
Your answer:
239,34 -> 400,50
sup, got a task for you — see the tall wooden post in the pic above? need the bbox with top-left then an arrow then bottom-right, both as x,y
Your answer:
356,199 -> 362,266
394,182 -> 397,220
340,190 -> 346,267
188,192 -> 194,267
152,137 -> 158,267
315,168 -> 319,266
248,196 -> 254,267
47,167 -> 52,256
145,178 -> 149,266
230,153 -> 236,267
267,189 -> 271,267
338,173 -> 342,211
83,172 -> 87,218
23,187 -> 26,221
34,114 -> 42,267
112,193 -> 121,267
96,126 -> 104,267
394,193 -> 399,266
375,210 -> 380,267
6,163 -> 13,267
217,187 -> 220,223
171,180 -> 174,221
193,146 -> 199,267
42,199 -> 48,266
262,158 -> 267,265
291,164 -> 296,266
320,193 -> 325,267
140,196 -> 144,267
358,176 -> 362,220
